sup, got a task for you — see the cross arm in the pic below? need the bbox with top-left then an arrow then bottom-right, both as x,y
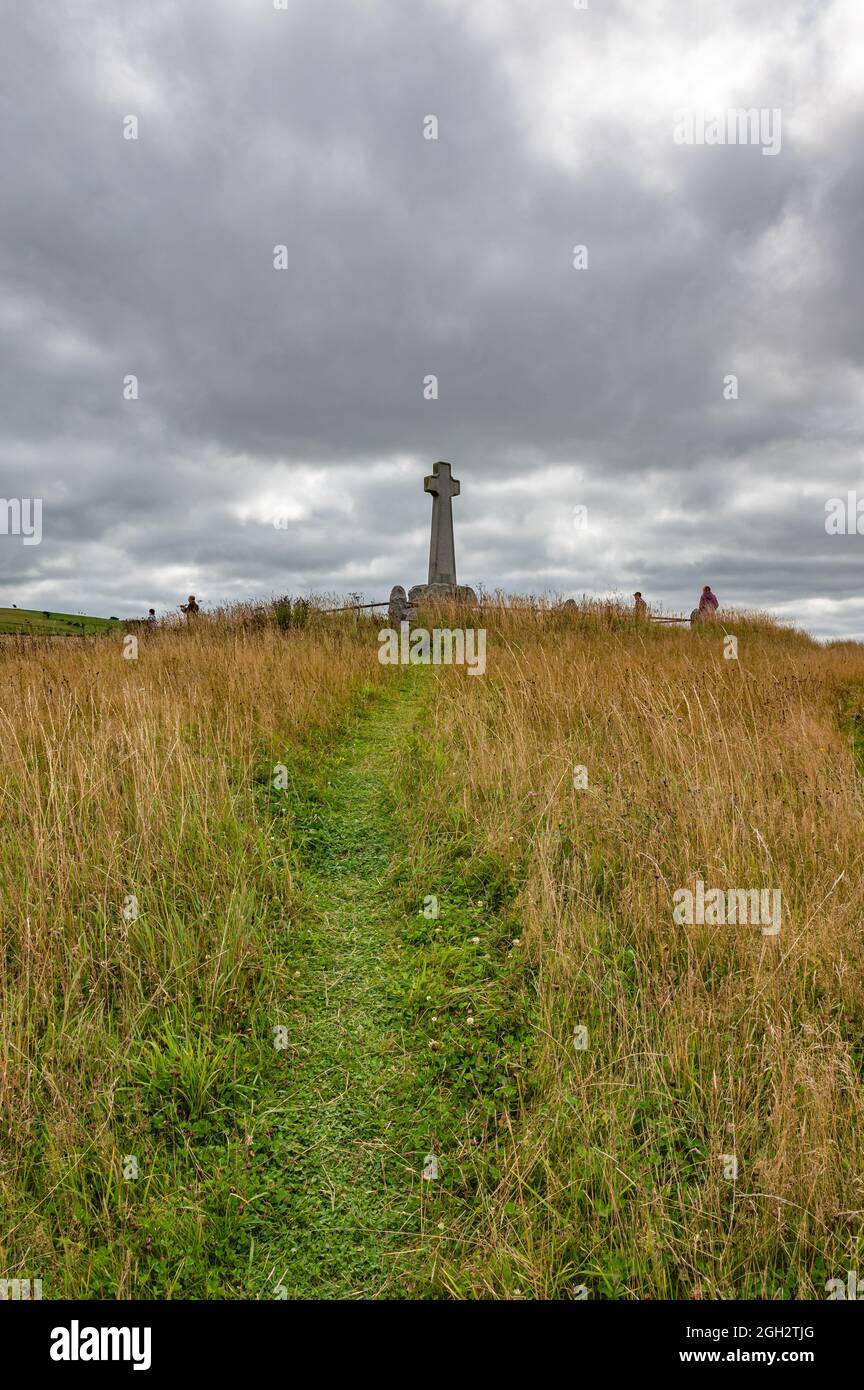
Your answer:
424,472 -> 460,497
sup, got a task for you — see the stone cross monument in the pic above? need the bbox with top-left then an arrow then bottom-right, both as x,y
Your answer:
424,460 -> 460,587
388,460 -> 477,623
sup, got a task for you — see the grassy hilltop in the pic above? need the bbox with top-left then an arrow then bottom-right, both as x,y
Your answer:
0,599 -> 862,1299
0,606 -> 120,636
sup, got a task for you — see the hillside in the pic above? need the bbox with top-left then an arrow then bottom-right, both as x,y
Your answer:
0,606 -> 121,636
0,599 -> 862,1299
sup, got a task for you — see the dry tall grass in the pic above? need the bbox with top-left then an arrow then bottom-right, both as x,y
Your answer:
3,596 -> 862,1300
407,603 -> 864,1297
0,612 -> 382,1294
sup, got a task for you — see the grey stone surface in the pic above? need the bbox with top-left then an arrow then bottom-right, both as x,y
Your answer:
388,585 -> 410,624
395,463 -> 477,616
408,582 -> 478,608
424,461 -> 461,587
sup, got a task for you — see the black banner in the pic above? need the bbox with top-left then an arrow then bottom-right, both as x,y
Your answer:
3,1297 -> 859,1375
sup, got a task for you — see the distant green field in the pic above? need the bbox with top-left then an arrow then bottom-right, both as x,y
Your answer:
0,607 -> 121,636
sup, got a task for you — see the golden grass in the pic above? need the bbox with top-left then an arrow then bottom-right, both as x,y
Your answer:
2,596 -> 862,1299
407,603 -> 864,1297
0,613 -> 382,1293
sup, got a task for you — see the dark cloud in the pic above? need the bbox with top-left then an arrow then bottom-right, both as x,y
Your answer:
1,0 -> 862,636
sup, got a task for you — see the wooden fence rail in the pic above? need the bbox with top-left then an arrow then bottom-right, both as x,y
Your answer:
320,602 -> 693,621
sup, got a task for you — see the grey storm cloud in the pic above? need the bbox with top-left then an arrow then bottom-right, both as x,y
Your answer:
1,0 -> 863,636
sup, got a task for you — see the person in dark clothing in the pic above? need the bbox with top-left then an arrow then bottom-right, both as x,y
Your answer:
180,595 -> 200,620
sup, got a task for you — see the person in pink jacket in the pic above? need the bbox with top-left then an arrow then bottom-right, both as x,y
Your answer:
698,585 -> 719,616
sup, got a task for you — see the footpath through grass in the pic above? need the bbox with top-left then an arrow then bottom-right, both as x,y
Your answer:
0,643 -> 530,1300
247,666 -> 532,1299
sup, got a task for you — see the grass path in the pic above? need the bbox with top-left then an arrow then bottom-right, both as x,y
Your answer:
250,669 -> 437,1298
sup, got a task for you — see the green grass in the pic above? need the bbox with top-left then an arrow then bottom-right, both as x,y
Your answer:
2,665 -> 534,1298
838,680 -> 864,774
243,667 -> 534,1298
0,607 -> 120,636
4,608 -> 862,1300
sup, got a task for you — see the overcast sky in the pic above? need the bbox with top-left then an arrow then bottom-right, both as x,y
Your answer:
1,0 -> 863,637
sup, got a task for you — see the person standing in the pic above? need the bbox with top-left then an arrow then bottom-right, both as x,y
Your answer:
698,585 -> 719,617
180,595 -> 200,620
633,591 -> 648,618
